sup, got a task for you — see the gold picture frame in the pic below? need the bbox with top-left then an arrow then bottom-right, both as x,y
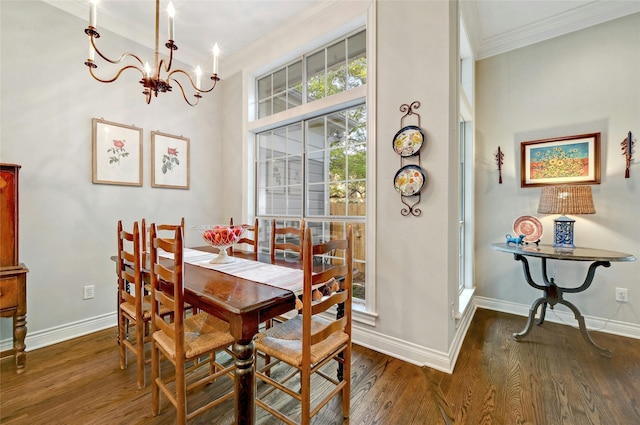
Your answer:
520,132 -> 601,188
151,131 -> 190,189
92,118 -> 143,186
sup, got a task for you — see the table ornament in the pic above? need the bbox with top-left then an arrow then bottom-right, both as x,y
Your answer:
193,225 -> 245,263
513,215 -> 543,244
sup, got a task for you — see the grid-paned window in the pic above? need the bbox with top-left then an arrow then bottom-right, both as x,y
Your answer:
257,61 -> 303,118
253,29 -> 368,303
255,105 -> 367,301
256,30 -> 365,118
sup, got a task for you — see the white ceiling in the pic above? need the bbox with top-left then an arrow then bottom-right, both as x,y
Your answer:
46,0 -> 640,68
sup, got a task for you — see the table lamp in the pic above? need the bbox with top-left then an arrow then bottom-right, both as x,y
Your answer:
537,185 -> 595,248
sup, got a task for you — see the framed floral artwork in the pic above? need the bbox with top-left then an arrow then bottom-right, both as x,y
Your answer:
520,132 -> 601,188
92,118 -> 143,186
151,131 -> 190,189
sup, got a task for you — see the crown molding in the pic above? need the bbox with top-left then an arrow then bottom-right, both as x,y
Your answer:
462,1 -> 640,60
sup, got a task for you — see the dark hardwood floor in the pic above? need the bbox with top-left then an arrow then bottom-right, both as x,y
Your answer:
1,308 -> 639,424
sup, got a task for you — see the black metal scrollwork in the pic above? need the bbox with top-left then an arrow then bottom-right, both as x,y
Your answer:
394,101 -> 425,217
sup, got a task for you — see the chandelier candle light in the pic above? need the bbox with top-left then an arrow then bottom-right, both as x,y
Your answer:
537,185 -> 596,248
84,0 -> 220,106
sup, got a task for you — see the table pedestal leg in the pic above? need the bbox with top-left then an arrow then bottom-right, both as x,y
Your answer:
512,254 -> 612,357
557,297 -> 613,358
233,340 -> 255,425
513,297 -> 547,341
536,302 -> 547,325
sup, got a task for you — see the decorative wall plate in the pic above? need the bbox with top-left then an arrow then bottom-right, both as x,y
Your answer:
394,165 -> 425,196
513,215 -> 543,242
393,125 -> 424,157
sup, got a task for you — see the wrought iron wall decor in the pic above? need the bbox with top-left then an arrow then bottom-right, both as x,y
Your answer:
393,101 -> 426,216
495,146 -> 504,184
621,131 -> 634,178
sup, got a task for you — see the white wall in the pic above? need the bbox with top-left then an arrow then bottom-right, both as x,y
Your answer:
374,0 -> 460,358
0,1 -> 223,345
475,13 -> 640,329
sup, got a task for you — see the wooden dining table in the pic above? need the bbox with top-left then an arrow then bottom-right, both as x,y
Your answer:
120,247 -> 300,425
182,249 -> 300,424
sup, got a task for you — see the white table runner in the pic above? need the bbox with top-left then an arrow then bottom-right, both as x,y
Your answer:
160,248 -> 304,293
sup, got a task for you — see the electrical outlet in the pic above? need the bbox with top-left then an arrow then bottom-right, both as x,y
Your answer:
615,287 -> 628,303
83,285 -> 95,300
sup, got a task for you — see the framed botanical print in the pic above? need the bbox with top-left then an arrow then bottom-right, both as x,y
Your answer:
92,118 -> 143,186
151,131 -> 190,189
520,132 -> 601,188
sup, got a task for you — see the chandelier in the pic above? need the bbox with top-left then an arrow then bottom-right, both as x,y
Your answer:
84,0 -> 220,106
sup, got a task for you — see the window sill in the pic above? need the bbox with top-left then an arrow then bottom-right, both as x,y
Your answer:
456,287 -> 475,322
353,300 -> 378,326
319,300 -> 378,327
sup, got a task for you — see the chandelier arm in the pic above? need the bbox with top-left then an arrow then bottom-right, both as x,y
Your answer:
167,69 -> 219,94
88,64 -> 144,84
161,44 -> 176,74
171,78 -> 201,107
90,35 -> 145,67
156,57 -> 174,79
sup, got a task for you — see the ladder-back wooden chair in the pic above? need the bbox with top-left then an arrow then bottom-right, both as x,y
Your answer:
254,225 -> 353,425
141,217 -> 185,266
149,223 -> 236,424
270,219 -> 305,263
117,220 -> 152,389
142,217 -> 195,315
229,217 -> 259,255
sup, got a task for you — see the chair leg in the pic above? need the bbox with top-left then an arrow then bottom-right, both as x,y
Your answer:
342,345 -> 351,418
119,314 -> 127,370
136,321 -> 145,389
176,357 -> 186,425
151,342 -> 160,416
301,366 -> 311,425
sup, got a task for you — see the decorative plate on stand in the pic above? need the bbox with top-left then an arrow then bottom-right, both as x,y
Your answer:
393,165 -> 425,196
392,125 -> 424,157
513,215 -> 543,243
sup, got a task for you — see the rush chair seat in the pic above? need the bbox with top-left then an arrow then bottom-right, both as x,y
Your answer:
254,225 -> 353,425
148,223 -> 236,425
270,219 -> 305,264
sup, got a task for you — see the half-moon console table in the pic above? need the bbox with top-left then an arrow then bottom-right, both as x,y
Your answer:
491,243 -> 636,357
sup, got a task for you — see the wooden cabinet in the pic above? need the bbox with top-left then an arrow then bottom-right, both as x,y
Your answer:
0,163 -> 28,373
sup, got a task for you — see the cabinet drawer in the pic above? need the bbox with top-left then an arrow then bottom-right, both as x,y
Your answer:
0,277 -> 18,309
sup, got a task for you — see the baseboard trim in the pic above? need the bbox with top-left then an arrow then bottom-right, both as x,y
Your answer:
474,296 -> 640,339
352,325 -> 453,373
1,312 -> 117,354
352,299 -> 477,374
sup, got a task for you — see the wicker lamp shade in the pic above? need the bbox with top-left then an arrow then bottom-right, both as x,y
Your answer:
537,185 -> 595,248
537,185 -> 596,215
